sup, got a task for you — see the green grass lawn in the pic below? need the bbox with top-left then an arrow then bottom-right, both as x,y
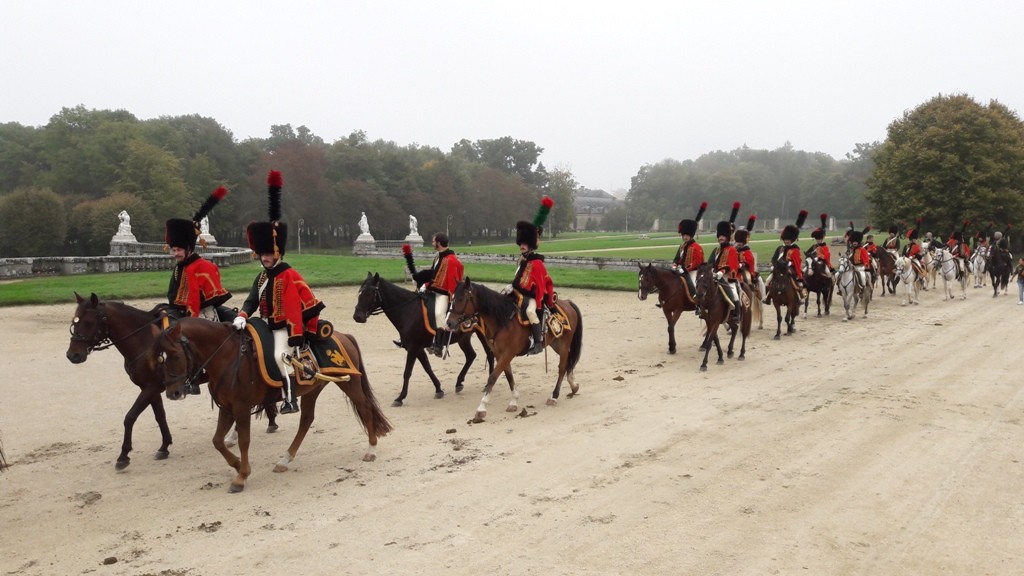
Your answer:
2,231 -> 827,307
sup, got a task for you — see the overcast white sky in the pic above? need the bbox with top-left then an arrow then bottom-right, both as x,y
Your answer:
3,0 -> 1023,193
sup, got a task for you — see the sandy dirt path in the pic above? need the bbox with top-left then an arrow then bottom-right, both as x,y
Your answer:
1,280 -> 1022,575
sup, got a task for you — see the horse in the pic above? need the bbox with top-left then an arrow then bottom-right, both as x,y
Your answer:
835,255 -> 871,320
931,247 -> 967,301
766,258 -> 801,339
988,247 -> 1012,297
147,317 -> 392,493
352,272 -> 498,407
636,263 -> 699,354
65,293 -> 279,469
801,257 -> 833,318
970,245 -> 988,288
693,264 -> 750,371
445,278 -> 583,422
921,245 -> 937,290
894,256 -> 923,305
875,249 -> 898,296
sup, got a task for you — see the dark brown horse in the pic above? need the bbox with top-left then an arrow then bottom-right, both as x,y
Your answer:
636,263 -> 698,354
66,293 -> 277,470
988,246 -> 1012,297
148,317 -> 392,493
693,264 -> 751,371
801,257 -> 833,317
446,278 -> 583,422
767,259 -> 800,339
352,272 -> 497,406
875,249 -> 898,296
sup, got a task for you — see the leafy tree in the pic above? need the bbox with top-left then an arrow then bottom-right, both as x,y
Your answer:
544,169 -> 577,237
112,140 -> 189,228
0,123 -> 43,194
0,187 -> 66,256
867,94 -> 1024,236
40,105 -> 143,197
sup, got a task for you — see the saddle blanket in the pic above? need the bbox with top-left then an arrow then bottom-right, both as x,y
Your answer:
511,293 -> 572,338
246,318 -> 361,387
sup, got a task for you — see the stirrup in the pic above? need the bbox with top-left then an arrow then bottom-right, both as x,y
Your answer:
185,382 -> 201,395
280,400 -> 299,415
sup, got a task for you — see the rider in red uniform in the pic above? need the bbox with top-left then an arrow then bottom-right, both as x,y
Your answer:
512,196 -> 556,356
708,202 -> 742,321
902,220 -> 928,279
806,213 -> 833,280
763,210 -> 808,303
165,187 -> 232,321
947,221 -> 971,278
405,233 -> 465,357
672,201 -> 707,298
734,214 -> 764,302
847,228 -> 872,290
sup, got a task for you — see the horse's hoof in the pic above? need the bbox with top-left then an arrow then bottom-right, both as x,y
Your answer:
699,366 -> 708,372
273,463 -> 289,473
773,335 -> 781,340
266,424 -> 279,433
546,398 -> 558,406
391,399 -> 404,408
115,458 -> 131,470
727,352 -> 734,359
228,483 -> 245,493
506,404 -> 519,413
716,359 -> 724,365
455,384 -> 464,394
434,391 -> 445,400
155,451 -> 169,461
738,355 -> 745,361
473,412 -> 487,423
362,453 -> 377,462
698,347 -> 707,353
669,348 -> 676,354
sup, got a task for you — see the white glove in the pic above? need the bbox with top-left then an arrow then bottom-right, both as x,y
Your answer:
500,284 -> 513,295
232,316 -> 246,331
714,271 -> 724,281
418,285 -> 427,294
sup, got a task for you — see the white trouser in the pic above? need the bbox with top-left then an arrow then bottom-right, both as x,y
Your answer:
199,306 -> 218,321
433,293 -> 450,330
726,280 -> 739,307
854,265 -> 866,286
524,297 -> 540,324
272,329 -> 291,378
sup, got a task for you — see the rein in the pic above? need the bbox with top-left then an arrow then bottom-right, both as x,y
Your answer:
360,282 -> 421,317
71,310 -> 163,353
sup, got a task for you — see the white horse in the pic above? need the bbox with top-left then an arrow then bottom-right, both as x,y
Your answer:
931,247 -> 968,301
970,245 -> 988,288
895,255 -> 922,305
920,247 -> 935,290
835,255 -> 871,320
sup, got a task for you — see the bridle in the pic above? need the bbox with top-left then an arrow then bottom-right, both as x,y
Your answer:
357,280 -> 420,317
69,306 -> 162,353
154,326 -> 239,394
448,286 -> 481,329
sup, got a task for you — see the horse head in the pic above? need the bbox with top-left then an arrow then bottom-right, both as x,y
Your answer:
637,262 -> 658,301
447,277 -> 479,332
353,272 -> 383,323
67,292 -> 107,363
145,321 -> 191,401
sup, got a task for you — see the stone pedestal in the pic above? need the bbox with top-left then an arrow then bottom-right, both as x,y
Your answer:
403,234 -> 424,249
199,233 -> 217,246
353,234 -> 376,255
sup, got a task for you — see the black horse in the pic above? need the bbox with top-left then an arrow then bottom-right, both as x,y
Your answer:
988,246 -> 1012,297
802,257 -> 833,317
352,272 -> 498,407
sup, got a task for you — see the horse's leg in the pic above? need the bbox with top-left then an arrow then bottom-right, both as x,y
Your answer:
475,353 -> 515,422
209,407 -> 243,488
275,384 -> 325,472
504,362 -> 520,413
116,387 -> 163,469
714,331 -> 725,365
264,397 -> 279,433
547,341 -> 570,406
416,348 -> 447,401
773,304 -> 783,340
454,337 -> 476,394
393,351 -> 418,407
229,406 -> 253,493
665,308 -> 681,354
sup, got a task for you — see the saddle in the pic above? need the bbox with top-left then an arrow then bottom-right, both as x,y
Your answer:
675,275 -> 698,305
245,318 -> 361,388
417,291 -> 474,335
510,292 -> 572,339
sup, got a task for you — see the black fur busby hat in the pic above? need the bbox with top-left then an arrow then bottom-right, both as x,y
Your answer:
888,224 -> 899,235
906,218 -> 922,241
246,171 -> 288,257
715,202 -> 740,240
166,186 -> 228,252
515,195 -> 554,250
848,230 -> 864,245
781,210 -> 808,242
678,201 -> 707,237
810,213 -> 827,240
734,214 -> 756,243
951,219 -> 968,243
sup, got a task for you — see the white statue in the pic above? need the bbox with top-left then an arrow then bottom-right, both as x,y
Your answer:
409,214 -> 418,237
117,210 -> 132,234
358,212 -> 370,236
200,216 -> 210,235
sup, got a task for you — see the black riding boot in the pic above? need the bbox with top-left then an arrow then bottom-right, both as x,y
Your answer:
280,377 -> 299,415
528,322 -> 545,355
430,330 -> 447,357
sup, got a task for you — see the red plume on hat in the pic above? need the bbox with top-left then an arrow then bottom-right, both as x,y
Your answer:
267,170 -> 283,222
401,243 -> 417,277
745,214 -> 757,231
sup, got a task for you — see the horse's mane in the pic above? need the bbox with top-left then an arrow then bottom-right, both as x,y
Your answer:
470,282 -> 519,330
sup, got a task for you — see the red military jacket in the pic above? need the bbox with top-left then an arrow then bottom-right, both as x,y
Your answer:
168,254 -> 231,317
883,235 -> 900,251
903,242 -> 921,259
711,243 -> 740,281
950,241 -> 970,258
672,240 -> 705,272
850,246 -> 872,268
736,245 -> 757,280
513,252 -> 554,306
238,262 -> 325,346
813,242 -> 832,268
863,241 -> 878,257
783,244 -> 803,279
421,250 -> 464,296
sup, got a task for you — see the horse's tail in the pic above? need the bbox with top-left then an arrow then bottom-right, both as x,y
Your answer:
0,433 -> 7,472
566,301 -> 584,375
348,334 -> 394,437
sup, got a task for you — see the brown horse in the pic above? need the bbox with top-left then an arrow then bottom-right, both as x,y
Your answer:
693,264 -> 751,371
767,259 -> 801,339
875,249 -> 898,296
636,263 -> 698,354
148,317 -> 392,493
353,272 -> 499,406
65,293 -> 278,469
988,246 -> 1012,297
445,278 -> 583,422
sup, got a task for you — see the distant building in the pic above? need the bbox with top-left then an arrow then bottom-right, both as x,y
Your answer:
573,189 -> 621,230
